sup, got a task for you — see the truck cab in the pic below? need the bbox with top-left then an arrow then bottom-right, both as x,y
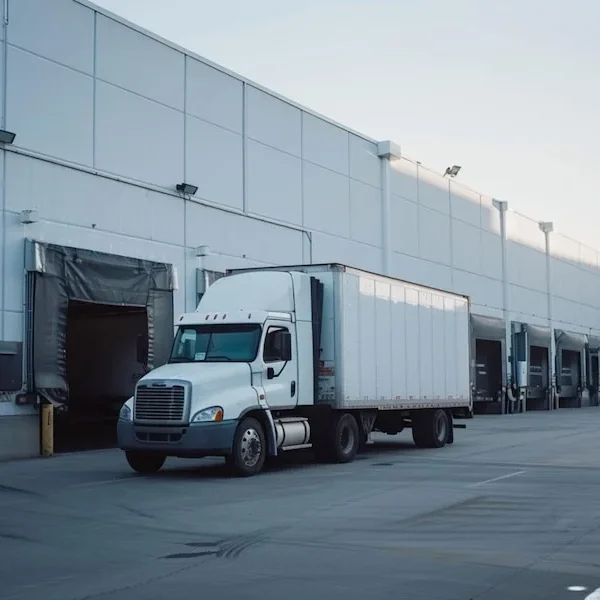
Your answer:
117,270 -> 318,476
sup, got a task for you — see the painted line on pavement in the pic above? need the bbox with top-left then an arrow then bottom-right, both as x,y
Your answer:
468,470 -> 526,487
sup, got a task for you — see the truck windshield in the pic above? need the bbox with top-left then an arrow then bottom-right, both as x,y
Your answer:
169,323 -> 262,363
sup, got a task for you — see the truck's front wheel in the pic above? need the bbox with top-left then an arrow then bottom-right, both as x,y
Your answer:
227,417 -> 266,477
125,451 -> 166,474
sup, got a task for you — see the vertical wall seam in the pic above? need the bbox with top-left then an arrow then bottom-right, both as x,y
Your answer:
300,110 -> 305,263
0,1 -> 7,338
91,10 -> 97,168
182,55 -> 188,310
242,82 -> 247,214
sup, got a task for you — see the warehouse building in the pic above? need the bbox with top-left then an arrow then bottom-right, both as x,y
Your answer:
1,0 -> 599,460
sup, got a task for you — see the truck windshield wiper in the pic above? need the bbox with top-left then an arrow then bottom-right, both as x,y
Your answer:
169,357 -> 192,363
204,355 -> 233,361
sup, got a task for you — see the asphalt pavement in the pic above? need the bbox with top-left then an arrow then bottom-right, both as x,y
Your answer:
2,409 -> 600,600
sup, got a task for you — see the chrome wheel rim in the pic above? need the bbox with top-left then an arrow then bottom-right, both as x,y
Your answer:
240,428 -> 262,468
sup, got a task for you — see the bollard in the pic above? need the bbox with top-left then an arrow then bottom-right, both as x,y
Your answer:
40,402 -> 54,457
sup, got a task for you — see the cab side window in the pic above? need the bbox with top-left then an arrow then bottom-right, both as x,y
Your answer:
263,326 -> 290,363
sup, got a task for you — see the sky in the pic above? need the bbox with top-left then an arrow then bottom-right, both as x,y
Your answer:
93,0 -> 600,249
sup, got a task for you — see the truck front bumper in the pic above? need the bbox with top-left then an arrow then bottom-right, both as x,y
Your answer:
117,420 -> 237,458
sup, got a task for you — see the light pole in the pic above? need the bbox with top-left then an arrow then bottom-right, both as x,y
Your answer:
493,199 -> 513,412
539,221 -> 556,410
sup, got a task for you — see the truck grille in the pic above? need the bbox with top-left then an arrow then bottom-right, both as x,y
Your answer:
134,384 -> 186,422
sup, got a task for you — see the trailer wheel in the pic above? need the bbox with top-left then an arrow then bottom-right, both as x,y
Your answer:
227,417 -> 266,477
125,451 -> 166,473
330,413 -> 360,463
412,409 -> 450,449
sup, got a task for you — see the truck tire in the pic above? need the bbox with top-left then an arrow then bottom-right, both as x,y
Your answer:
330,413 -> 360,463
227,417 -> 266,477
412,409 -> 450,449
125,451 -> 166,473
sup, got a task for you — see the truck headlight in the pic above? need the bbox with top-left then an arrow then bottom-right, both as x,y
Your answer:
191,406 -> 224,423
119,403 -> 132,421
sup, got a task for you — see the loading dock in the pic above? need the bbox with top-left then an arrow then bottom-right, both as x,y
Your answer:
25,241 -> 176,453
586,336 -> 600,406
471,315 -> 505,414
555,330 -> 586,408
523,325 -> 552,411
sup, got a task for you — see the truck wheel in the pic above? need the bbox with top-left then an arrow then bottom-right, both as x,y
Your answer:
331,413 -> 359,463
125,451 -> 166,473
412,409 -> 450,449
228,417 -> 266,477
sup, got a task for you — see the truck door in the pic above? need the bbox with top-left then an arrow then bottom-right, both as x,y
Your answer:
261,321 -> 299,409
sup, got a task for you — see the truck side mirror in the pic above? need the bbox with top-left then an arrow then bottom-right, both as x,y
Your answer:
136,333 -> 148,365
267,367 -> 275,380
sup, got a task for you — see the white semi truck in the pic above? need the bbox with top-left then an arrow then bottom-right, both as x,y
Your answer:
117,264 -> 472,476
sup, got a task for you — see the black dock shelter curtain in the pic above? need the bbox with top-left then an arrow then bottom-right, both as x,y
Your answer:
26,241 -> 175,407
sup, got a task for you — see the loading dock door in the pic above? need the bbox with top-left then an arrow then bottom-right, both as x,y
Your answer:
26,241 -> 176,408
587,336 -> 600,406
555,329 -> 586,407
470,315 -> 505,406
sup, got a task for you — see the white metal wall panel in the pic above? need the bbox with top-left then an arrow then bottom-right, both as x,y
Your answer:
452,220 -> 482,274
185,59 -> 243,133
4,311 -> 22,343
311,232 -> 382,273
507,211 -> 545,252
393,252 -> 453,292
580,244 -> 598,272
453,270 -> 503,312
184,202 -> 303,267
509,285 -> 548,320
5,154 -> 184,245
303,162 -> 350,237
349,135 -> 380,188
480,195 -> 500,234
419,206 -> 451,265
10,0 -> 94,73
185,116 -> 243,210
350,180 -> 382,247
302,114 -> 349,175
246,140 -> 302,224
419,290 -> 434,399
553,232 -> 580,263
8,47 -> 94,166
451,183 -> 481,228
375,280 -> 392,401
390,195 -> 419,255
507,243 -> 547,293
390,284 -> 407,399
96,15 -> 184,111
552,259 -> 581,303
95,81 -> 184,187
245,86 -> 301,156
418,168 -> 450,214
480,230 -> 503,280
390,158 -> 418,202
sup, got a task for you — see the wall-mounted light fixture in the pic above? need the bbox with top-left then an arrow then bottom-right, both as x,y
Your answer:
176,182 -> 198,196
443,165 -> 461,178
0,129 -> 16,145
19,209 -> 39,224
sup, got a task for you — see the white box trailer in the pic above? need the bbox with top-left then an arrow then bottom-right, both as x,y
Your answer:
117,264 -> 472,476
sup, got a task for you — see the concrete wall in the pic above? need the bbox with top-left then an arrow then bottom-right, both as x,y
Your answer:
2,0 -> 600,431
